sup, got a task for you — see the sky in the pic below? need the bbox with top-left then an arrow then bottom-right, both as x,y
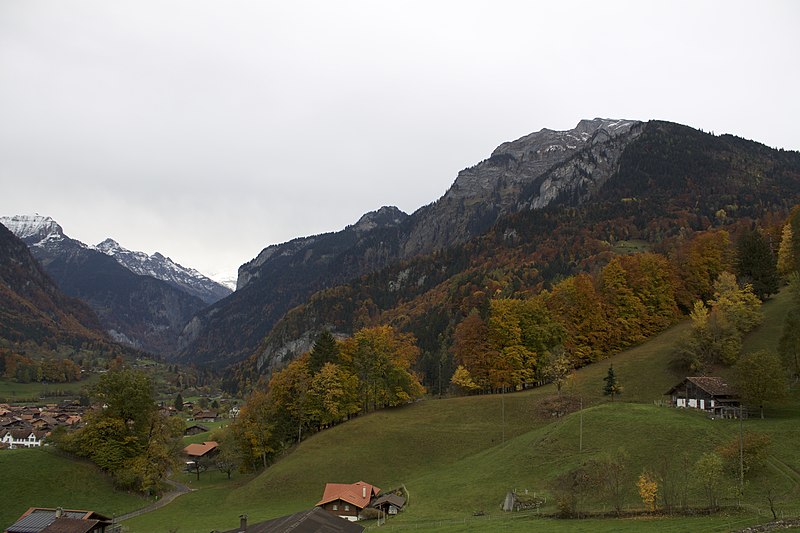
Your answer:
1,1 -> 798,284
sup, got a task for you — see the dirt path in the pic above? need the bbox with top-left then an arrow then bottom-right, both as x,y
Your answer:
115,478 -> 193,522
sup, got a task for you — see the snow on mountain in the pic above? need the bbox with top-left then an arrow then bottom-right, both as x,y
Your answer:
96,238 -> 232,305
0,214 -> 67,245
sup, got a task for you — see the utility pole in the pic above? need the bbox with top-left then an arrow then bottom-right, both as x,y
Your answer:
579,396 -> 583,453
501,383 -> 506,444
739,403 -> 744,503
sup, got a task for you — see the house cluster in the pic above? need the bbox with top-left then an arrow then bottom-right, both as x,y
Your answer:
0,401 -> 85,450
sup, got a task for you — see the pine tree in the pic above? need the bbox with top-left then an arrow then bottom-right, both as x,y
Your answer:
736,229 -> 779,300
309,330 -> 340,374
603,364 -> 622,401
174,392 -> 184,412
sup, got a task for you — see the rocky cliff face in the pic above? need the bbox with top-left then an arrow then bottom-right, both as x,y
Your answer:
401,119 -> 641,257
180,119 -> 643,367
1,215 -> 207,355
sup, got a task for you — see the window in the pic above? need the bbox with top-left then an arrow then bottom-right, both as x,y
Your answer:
332,504 -> 338,511
344,505 -> 350,511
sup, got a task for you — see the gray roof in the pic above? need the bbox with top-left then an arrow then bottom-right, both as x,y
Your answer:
221,508 -> 364,533
7,509 -> 109,533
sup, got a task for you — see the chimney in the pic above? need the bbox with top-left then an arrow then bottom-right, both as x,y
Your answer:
362,486 -> 367,498
55,508 -> 63,519
239,514 -> 247,532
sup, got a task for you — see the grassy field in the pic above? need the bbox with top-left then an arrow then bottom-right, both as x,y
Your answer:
122,290 -> 799,532
0,447 -> 148,528
0,373 -> 99,403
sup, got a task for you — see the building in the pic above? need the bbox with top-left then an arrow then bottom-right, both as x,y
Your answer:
0,429 -> 46,449
316,481 -> 381,521
665,376 -> 740,416
5,507 -> 112,533
220,509 -> 364,533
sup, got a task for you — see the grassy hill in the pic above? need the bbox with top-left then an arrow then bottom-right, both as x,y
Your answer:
121,290 -> 799,532
0,447 -> 148,528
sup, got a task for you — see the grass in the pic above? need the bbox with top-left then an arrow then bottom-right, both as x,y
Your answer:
0,373 -> 99,403
0,447 -> 148,528
9,290 -> 798,532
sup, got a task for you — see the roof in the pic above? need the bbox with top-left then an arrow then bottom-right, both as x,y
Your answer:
371,493 -> 406,509
40,518 -> 101,533
316,481 -> 381,509
221,508 -> 364,533
6,509 -> 110,533
666,376 -> 737,397
183,441 -> 218,457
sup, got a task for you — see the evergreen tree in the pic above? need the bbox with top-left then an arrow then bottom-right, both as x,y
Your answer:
603,364 -> 622,401
309,330 -> 340,374
174,392 -> 184,412
736,229 -> 779,300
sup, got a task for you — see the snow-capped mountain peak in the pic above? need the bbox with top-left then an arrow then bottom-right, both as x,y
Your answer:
0,214 -> 66,245
95,238 -> 232,304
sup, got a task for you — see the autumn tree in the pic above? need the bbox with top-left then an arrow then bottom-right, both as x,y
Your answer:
637,471 -> 658,512
694,452 -> 725,510
547,273 -> 610,365
230,387 -> 275,470
709,272 -> 763,335
266,355 -> 312,443
451,310 -> 495,392
307,362 -> 360,427
675,230 -> 734,309
777,223 -> 796,277
339,325 -> 424,411
545,346 -> 573,398
57,369 -> 183,494
733,350 -> 788,418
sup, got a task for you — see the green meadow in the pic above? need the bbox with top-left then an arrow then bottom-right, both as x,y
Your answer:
3,290 -> 798,532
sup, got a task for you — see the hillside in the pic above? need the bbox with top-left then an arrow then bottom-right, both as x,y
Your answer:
177,119 -> 645,367
233,121 -> 800,387
122,290 -> 799,532
1,216 -> 209,355
0,223 -> 114,355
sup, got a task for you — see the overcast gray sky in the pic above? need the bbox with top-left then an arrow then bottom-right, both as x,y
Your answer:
1,1 -> 798,283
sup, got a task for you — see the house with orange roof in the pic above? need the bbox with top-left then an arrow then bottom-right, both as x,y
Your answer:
316,481 -> 381,521
183,441 -> 218,459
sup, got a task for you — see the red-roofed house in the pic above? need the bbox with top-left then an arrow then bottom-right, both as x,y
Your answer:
317,481 -> 381,521
183,441 -> 218,459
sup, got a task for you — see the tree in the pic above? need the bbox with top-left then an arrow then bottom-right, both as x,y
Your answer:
694,452 -> 725,510
451,310 -> 494,392
733,350 -> 788,418
637,471 -> 658,512
545,346 -> 573,398
339,325 -> 424,412
307,362 -> 360,427
211,428 -> 242,480
309,330 -> 340,374
603,364 -> 621,401
778,308 -> 800,382
230,387 -> 275,471
449,364 -> 479,393
736,229 -> 779,300
709,272 -> 763,335
777,223 -> 796,277
174,393 -> 184,412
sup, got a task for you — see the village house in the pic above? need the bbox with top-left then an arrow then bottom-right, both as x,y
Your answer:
183,423 -> 210,436
666,376 -> 741,417
0,428 -> 47,449
370,493 -> 406,517
317,481 -> 381,522
5,507 -> 112,533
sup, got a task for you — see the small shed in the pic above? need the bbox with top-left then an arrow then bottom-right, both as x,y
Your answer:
371,493 -> 406,516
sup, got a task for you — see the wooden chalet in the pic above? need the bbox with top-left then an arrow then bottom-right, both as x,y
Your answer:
371,493 -> 406,516
5,507 -> 112,533
183,424 -> 210,436
183,441 -> 218,459
666,376 -> 740,417
316,481 -> 381,521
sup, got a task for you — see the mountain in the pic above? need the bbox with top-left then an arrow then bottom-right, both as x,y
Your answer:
237,120 -> 800,383
96,238 -> 231,305
177,119 -> 646,366
0,215 -> 208,355
0,222 -> 110,350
